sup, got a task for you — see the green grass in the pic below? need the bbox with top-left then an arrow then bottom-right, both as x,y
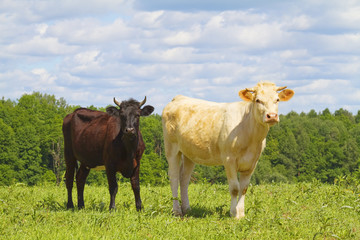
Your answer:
0,181 -> 359,239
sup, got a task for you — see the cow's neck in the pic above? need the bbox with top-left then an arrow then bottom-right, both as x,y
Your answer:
121,134 -> 138,160
242,102 -> 269,143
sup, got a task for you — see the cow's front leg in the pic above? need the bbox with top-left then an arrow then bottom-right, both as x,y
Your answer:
130,165 -> 142,211
236,173 -> 251,219
224,160 -> 240,218
106,168 -> 118,211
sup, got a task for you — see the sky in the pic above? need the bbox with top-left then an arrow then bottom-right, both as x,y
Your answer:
0,0 -> 360,115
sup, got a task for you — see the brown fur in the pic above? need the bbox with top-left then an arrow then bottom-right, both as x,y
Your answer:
63,99 -> 154,211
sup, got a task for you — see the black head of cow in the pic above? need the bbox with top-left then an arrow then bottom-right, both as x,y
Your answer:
106,96 -> 154,138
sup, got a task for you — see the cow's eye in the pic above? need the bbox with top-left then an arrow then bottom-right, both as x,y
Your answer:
256,99 -> 264,104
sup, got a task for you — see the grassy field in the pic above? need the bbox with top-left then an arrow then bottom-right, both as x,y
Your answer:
0,180 -> 359,240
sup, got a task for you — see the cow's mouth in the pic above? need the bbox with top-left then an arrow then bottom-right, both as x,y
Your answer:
265,119 -> 278,126
123,132 -> 136,140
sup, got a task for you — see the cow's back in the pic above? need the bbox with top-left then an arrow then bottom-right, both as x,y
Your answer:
162,95 -> 228,165
63,108 -> 111,167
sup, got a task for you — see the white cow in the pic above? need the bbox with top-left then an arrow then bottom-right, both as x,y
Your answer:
162,82 -> 294,219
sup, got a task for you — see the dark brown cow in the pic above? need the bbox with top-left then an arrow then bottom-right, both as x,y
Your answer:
62,97 -> 154,211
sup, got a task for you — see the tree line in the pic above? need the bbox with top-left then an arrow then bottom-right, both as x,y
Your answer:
0,92 -> 359,186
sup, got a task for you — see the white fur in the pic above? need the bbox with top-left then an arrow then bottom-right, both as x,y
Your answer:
162,82 -> 293,218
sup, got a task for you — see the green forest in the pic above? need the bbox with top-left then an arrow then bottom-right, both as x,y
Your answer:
0,92 -> 359,186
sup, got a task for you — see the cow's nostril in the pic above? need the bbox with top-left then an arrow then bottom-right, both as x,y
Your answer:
125,128 -> 135,133
266,113 -> 278,121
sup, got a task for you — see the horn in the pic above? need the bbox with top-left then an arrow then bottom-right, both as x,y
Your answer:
277,86 -> 287,92
139,96 -> 146,107
245,88 -> 256,93
113,97 -> 121,107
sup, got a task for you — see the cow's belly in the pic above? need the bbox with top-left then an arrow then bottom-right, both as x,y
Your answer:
174,132 -> 226,166
73,134 -> 105,167
74,149 -> 104,168
178,139 -> 222,166
190,155 -> 222,166
92,165 -> 106,170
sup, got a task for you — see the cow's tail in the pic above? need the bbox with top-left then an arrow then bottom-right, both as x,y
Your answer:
162,112 -> 176,135
62,112 -> 78,183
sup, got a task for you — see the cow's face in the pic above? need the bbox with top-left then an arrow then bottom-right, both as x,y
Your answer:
239,82 -> 294,126
106,97 -> 154,138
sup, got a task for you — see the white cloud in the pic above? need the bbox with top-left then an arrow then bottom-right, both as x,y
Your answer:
0,69 -> 65,100
213,77 -> 233,85
31,68 -> 56,84
164,29 -> 201,45
295,79 -> 351,93
349,90 -> 360,102
277,49 -> 309,60
6,36 -> 77,56
317,4 -> 360,31
281,15 -> 313,30
46,18 -> 135,45
132,11 -> 165,28
158,47 -> 197,62
0,0 -> 134,22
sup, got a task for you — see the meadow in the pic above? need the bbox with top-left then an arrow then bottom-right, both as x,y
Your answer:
1,179 -> 359,240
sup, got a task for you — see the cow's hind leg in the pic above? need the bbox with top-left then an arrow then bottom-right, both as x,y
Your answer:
76,164 -> 90,209
180,155 -> 195,214
64,147 -> 76,209
166,143 -> 182,216
130,165 -> 142,211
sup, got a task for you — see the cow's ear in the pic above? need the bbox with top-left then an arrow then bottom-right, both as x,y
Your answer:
239,89 -> 253,102
106,106 -> 120,117
141,105 -> 154,116
279,89 -> 294,102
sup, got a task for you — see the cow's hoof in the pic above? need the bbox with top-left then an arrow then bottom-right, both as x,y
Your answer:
235,214 -> 245,220
181,206 -> 191,215
172,209 -> 183,217
67,203 -> 74,209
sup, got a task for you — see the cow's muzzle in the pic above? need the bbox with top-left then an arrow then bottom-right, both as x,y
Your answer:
123,127 -> 136,139
125,127 -> 135,134
265,113 -> 279,125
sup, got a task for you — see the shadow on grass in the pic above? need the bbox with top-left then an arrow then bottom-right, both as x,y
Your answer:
36,198 -> 109,212
35,200 -> 67,212
184,204 -> 229,219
